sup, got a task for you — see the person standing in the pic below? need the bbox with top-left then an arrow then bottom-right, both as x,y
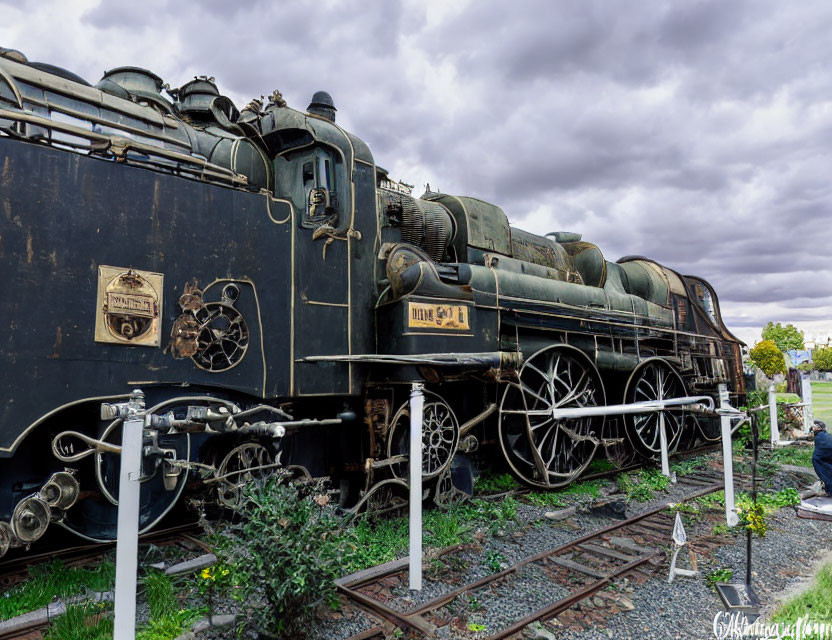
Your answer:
812,421 -> 832,497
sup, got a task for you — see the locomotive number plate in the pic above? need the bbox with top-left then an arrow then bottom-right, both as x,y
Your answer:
95,265 -> 163,347
408,302 -> 470,330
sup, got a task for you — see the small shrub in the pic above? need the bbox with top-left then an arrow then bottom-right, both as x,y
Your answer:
749,340 -> 786,378
215,477 -> 357,639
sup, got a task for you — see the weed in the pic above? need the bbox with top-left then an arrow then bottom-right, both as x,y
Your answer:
556,479 -> 603,499
474,472 -> 519,494
670,455 -> 709,477
711,523 -> 735,537
467,622 -> 486,632
586,458 -> 616,473
705,568 -> 734,588
485,550 -> 505,573
526,492 -> 566,508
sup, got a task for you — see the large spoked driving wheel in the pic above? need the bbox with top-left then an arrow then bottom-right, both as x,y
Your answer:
623,358 -> 687,459
387,391 -> 460,480
499,345 -> 604,488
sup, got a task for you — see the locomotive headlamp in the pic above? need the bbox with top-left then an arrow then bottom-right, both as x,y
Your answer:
11,495 -> 51,544
39,471 -> 81,510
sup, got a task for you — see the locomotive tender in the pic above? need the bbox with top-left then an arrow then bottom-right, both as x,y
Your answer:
0,48 -> 744,554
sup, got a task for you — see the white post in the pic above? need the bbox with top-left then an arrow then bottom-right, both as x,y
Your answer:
768,382 -> 780,445
719,383 -> 739,527
658,409 -> 671,478
113,393 -> 145,640
409,383 -> 424,592
801,373 -> 814,433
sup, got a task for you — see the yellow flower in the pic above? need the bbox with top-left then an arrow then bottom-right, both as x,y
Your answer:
200,568 -> 213,580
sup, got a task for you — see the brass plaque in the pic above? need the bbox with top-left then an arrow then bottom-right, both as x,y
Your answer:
95,266 -> 163,347
408,302 -> 470,330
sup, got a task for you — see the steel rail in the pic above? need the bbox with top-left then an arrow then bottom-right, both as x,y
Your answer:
339,479 -> 729,639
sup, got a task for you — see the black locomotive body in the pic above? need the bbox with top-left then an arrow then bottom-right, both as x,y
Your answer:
0,49 -> 744,553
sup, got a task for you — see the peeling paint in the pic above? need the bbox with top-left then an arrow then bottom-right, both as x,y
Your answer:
48,326 -> 62,359
25,230 -> 32,264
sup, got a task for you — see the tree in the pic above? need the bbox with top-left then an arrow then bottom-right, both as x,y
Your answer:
814,347 -> 832,371
749,340 -> 787,378
761,322 -> 804,352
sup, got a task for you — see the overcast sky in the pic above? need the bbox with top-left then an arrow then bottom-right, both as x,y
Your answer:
3,0 -> 831,346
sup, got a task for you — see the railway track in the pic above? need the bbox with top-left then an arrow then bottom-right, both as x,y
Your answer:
0,522 -> 207,589
338,469 -> 746,640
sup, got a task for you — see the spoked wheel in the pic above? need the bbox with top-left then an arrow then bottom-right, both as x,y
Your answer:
387,391 -> 460,480
215,442 -> 275,510
499,345 -> 605,488
623,358 -> 687,459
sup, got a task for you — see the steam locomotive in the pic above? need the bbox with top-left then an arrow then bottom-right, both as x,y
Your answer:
0,48 -> 744,555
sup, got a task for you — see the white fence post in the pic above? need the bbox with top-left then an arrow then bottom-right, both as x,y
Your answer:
801,373 -> 814,432
768,383 -> 780,445
409,383 -> 424,592
719,383 -> 739,527
113,390 -> 145,640
658,410 -> 671,479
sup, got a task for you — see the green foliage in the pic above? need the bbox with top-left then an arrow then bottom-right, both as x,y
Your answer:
0,559 -> 115,621
136,609 -> 204,640
772,563 -> 832,625
705,568 -> 734,588
136,571 -> 204,640
762,322 -> 805,352
586,458 -> 616,473
346,497 -> 520,573
813,347 -> 832,372
43,602 -> 113,640
616,469 -> 671,502
526,491 -> 566,507
764,446 -> 815,469
485,550 -> 505,572
215,478 -> 359,639
474,471 -> 519,494
555,479 -> 603,499
670,455 -> 709,477
750,340 -> 787,378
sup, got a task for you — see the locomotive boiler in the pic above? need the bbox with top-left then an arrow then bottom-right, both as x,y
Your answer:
0,48 -> 744,555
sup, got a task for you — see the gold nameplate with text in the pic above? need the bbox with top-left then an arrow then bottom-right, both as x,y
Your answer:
408,302 -> 470,330
95,266 -> 163,347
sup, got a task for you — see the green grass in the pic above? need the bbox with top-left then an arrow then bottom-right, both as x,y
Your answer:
772,562 -> 832,630
136,571 -> 204,640
586,458 -> 616,473
670,455 -> 710,476
0,559 -> 115,621
554,479 -> 603,499
616,469 -> 672,502
43,602 -> 113,640
474,471 -> 520,494
812,381 -> 832,426
346,497 -> 520,572
762,446 -> 815,468
526,491 -> 567,507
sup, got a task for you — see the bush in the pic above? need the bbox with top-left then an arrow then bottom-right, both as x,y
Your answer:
749,340 -> 786,378
215,477 -> 355,639
814,347 -> 832,371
